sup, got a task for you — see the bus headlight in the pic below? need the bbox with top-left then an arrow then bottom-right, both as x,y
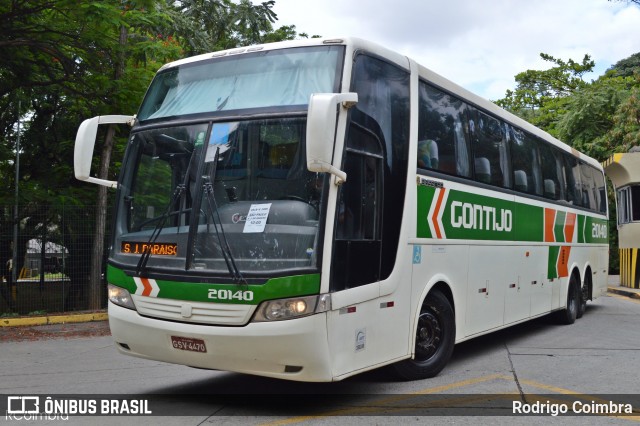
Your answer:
253,294 -> 331,322
108,284 -> 136,310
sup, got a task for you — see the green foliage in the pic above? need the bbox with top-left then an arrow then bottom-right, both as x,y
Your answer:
0,0 -> 308,207
497,47 -> 640,273
496,50 -> 640,161
0,0 -> 313,300
556,76 -> 636,159
607,52 -> 640,78
605,81 -> 640,152
495,53 -> 595,133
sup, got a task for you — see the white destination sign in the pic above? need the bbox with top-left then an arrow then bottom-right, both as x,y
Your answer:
243,203 -> 272,233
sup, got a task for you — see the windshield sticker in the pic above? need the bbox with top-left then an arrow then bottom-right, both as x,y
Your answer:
205,123 -> 232,162
243,203 -> 272,233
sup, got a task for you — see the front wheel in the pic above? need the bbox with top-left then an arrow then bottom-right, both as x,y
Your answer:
392,289 -> 455,380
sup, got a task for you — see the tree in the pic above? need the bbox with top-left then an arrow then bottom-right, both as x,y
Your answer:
603,80 -> 640,153
495,53 -> 595,135
0,0 -> 181,310
556,76 -> 635,159
0,0 -> 312,312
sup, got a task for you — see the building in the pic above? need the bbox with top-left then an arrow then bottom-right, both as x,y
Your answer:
603,150 -> 640,289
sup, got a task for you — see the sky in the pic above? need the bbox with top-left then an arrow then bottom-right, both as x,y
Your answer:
267,0 -> 640,100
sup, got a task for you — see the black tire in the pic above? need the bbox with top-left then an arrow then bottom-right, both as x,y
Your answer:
576,275 -> 590,319
556,274 -> 579,325
392,289 -> 455,380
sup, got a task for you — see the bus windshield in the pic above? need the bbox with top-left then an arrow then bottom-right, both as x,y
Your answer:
114,118 -> 325,278
138,46 -> 343,120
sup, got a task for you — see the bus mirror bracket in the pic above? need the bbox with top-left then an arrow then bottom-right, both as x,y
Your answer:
74,115 -> 135,188
306,93 -> 358,185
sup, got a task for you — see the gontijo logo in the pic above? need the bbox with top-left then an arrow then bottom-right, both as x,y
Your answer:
417,181 -> 608,244
422,185 -> 514,240
450,200 -> 513,232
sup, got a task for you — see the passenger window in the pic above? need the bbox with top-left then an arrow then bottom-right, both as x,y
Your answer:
563,155 -> 583,206
418,82 -> 470,177
509,127 -> 542,196
538,142 -> 564,201
468,108 -> 510,188
580,163 -> 598,210
595,170 -> 608,214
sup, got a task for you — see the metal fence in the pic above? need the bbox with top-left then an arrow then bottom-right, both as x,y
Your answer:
0,205 -> 109,317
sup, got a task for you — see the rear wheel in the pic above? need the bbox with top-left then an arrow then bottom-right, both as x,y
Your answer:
392,289 -> 455,380
576,274 -> 590,319
556,274 -> 579,325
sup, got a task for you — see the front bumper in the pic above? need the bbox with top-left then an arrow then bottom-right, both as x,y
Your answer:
108,301 -> 334,382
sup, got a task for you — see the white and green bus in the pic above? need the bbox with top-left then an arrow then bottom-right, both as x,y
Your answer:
74,37 -> 609,382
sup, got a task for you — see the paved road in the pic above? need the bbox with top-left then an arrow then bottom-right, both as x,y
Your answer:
1,292 -> 639,425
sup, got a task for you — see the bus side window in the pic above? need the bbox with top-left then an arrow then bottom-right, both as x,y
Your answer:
538,141 -> 564,201
418,81 -> 470,177
508,126 -> 542,196
562,155 -> 583,206
467,107 -> 510,188
332,122 -> 384,290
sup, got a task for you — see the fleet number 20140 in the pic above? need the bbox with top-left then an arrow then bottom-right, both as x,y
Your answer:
208,289 -> 254,301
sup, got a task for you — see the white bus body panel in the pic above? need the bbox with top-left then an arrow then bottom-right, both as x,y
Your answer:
108,302 -> 334,382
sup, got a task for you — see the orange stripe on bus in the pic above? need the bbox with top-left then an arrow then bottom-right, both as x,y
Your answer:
544,208 -> 556,242
431,188 -> 446,239
557,246 -> 571,278
564,212 -> 576,243
141,277 -> 152,296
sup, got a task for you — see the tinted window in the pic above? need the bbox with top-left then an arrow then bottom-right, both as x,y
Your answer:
563,155 -> 583,207
468,108 -> 511,188
418,82 -> 471,177
538,142 -> 564,201
332,54 -> 410,290
580,163 -> 600,211
417,81 -> 606,214
509,127 -> 542,196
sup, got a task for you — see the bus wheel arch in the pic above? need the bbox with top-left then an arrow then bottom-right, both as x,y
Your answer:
392,282 -> 456,380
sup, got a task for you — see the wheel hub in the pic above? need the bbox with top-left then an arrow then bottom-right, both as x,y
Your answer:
415,311 -> 441,360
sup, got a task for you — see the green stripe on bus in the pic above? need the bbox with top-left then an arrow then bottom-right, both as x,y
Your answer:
416,183 -> 607,244
577,215 -> 586,243
416,185 -> 436,239
554,211 -> 566,243
548,246 -> 560,279
106,265 -> 320,304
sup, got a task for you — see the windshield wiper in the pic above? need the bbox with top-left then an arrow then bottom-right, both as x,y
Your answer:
135,183 -> 185,276
201,176 -> 246,284
186,146 -> 246,284
135,142 -> 197,276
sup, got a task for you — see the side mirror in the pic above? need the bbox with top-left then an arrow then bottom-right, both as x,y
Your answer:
306,93 -> 357,184
74,115 -> 135,188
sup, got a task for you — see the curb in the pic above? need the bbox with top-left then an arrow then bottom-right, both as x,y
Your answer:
608,286 -> 640,300
0,312 -> 108,327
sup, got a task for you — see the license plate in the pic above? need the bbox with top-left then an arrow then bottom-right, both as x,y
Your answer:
170,336 -> 207,353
